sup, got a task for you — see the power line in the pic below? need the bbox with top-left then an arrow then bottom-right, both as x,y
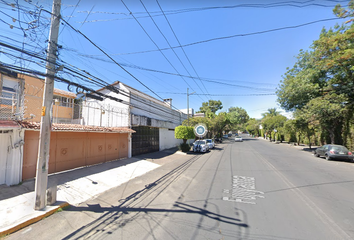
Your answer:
155,0 -> 211,100
156,92 -> 276,96
101,17 -> 346,56
76,1 -> 348,23
0,39 -> 187,120
60,46 -> 277,88
1,63 -> 184,123
120,0 -> 205,103
42,8 -> 185,114
0,39 -> 276,94
139,0 -> 210,101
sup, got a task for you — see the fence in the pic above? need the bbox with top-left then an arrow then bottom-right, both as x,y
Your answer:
82,101 -> 130,127
0,87 -> 24,120
1,83 -> 130,128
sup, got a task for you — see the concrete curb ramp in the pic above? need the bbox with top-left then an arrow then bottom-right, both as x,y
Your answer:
0,202 -> 70,237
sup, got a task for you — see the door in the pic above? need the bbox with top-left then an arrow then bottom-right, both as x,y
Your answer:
0,130 -> 10,185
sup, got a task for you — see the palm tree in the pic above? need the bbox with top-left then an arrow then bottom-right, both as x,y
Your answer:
261,108 -> 280,118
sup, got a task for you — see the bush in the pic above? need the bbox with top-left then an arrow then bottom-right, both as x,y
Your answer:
175,126 -> 195,144
179,143 -> 191,152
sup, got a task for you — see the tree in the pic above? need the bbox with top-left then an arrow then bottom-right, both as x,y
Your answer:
283,120 -> 297,143
182,116 -> 210,128
277,19 -> 354,146
276,50 -> 324,112
198,100 -> 223,115
300,94 -> 347,144
175,126 -> 195,144
261,114 -> 288,141
261,108 -> 281,118
333,0 -> 354,24
228,107 -> 249,126
210,112 -> 230,138
245,118 -> 260,136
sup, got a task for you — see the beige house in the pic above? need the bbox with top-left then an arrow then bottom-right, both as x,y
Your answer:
0,68 -> 77,123
0,68 -> 134,186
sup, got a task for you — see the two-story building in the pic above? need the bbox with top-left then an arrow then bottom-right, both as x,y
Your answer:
82,81 -> 188,156
0,68 -> 134,185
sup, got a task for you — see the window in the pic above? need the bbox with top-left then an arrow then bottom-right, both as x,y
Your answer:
53,95 -> 73,108
1,79 -> 19,106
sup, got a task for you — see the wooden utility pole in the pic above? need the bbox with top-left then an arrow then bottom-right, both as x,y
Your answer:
34,0 -> 61,210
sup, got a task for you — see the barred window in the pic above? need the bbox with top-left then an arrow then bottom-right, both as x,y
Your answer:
53,95 -> 73,108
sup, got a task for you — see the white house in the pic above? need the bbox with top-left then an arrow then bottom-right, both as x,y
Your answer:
81,81 -> 188,156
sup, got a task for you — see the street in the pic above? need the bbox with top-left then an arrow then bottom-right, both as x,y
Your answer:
7,135 -> 354,240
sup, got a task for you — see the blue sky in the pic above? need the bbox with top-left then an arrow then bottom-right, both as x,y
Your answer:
0,0 -> 350,119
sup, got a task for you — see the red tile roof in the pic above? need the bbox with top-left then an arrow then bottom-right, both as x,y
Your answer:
16,121 -> 135,133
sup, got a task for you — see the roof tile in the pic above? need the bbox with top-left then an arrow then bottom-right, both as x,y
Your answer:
16,121 -> 135,133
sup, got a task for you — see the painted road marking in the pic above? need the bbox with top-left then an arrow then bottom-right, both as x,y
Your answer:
223,176 -> 265,204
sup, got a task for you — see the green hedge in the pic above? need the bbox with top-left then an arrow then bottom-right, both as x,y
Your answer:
179,143 -> 191,152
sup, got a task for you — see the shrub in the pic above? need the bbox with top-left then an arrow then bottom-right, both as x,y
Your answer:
179,143 -> 191,152
175,126 -> 195,144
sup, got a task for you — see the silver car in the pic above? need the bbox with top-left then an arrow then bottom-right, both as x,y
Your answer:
314,144 -> 354,161
235,136 -> 243,142
205,139 -> 215,149
193,140 -> 210,153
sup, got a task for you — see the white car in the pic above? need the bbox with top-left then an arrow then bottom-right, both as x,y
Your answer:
193,140 -> 210,153
235,136 -> 243,142
206,139 -> 215,149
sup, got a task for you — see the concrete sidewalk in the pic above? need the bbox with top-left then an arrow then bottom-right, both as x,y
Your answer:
0,148 -> 186,237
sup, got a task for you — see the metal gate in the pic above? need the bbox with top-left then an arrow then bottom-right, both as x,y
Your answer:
132,126 -> 159,156
0,130 -> 10,185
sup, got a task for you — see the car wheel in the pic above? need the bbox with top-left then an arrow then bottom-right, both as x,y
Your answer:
325,154 -> 331,161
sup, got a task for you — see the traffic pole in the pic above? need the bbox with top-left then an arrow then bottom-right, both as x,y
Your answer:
34,0 -> 61,210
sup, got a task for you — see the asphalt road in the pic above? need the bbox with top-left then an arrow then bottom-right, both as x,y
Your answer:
7,135 -> 354,240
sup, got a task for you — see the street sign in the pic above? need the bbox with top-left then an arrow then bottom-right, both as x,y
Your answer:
194,123 -> 208,138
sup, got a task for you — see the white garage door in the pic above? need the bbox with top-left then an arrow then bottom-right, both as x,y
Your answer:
0,131 -> 10,185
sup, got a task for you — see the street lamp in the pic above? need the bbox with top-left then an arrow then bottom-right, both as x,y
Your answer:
187,88 -> 195,126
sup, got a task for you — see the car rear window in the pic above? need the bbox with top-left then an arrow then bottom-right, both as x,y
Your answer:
330,146 -> 348,152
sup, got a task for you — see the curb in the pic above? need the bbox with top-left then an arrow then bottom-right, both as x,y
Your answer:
175,151 -> 187,155
0,202 -> 70,238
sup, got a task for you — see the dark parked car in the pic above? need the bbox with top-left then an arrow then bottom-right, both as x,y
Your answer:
314,144 -> 354,161
214,137 -> 222,143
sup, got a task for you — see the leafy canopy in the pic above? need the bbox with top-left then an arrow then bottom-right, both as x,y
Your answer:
198,100 -> 223,115
175,126 -> 195,144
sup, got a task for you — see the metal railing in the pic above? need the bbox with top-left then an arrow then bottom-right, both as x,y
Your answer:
0,89 -> 22,120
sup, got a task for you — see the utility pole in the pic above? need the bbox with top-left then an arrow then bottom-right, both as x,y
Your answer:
187,88 -> 189,126
34,0 -> 61,210
187,88 -> 195,126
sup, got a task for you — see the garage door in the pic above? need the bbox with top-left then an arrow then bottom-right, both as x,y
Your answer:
0,130 -> 10,185
132,126 -> 159,156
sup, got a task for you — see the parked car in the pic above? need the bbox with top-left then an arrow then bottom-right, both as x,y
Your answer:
193,140 -> 210,153
216,137 -> 223,143
206,139 -> 215,149
223,134 -> 229,139
235,136 -> 243,142
314,144 -> 354,161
